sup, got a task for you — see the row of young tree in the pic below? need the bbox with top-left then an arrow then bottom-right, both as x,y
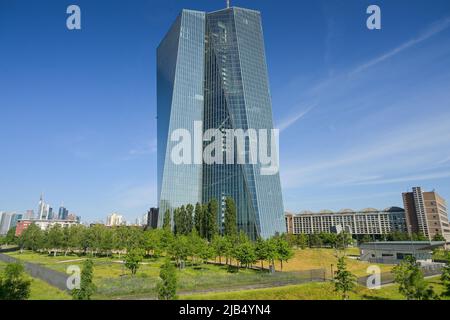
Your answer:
165,198 -> 238,241
5,223 -> 293,273
283,232 -> 353,249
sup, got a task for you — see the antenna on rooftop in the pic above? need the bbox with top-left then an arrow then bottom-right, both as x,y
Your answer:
226,0 -> 230,8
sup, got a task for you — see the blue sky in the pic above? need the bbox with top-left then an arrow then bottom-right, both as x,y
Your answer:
1,0 -> 450,223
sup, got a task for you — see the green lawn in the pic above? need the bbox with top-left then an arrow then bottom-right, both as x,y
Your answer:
271,248 -> 393,277
183,277 -> 449,300
3,248 -> 422,300
0,260 -> 71,300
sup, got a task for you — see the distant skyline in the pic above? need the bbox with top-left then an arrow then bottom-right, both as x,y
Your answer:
1,0 -> 450,223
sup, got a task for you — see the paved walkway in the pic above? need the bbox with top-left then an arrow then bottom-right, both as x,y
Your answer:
0,253 -> 70,291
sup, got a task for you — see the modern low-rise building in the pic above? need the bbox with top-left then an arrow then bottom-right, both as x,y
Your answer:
15,219 -> 80,236
359,241 -> 446,264
285,207 -> 407,236
402,187 -> 450,241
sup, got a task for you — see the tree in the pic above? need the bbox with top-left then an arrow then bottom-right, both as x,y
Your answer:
206,199 -> 219,241
432,233 -> 446,241
194,202 -> 204,237
222,236 -> 234,265
46,224 -> 65,256
4,228 -> 17,246
100,227 -> 114,257
202,203 -> 209,239
334,256 -> 356,300
173,208 -> 181,235
84,224 -> 106,256
66,224 -> 84,255
296,234 -> 308,249
46,224 -> 64,257
160,228 -> 175,252
320,233 -> 337,248
309,233 -> 322,248
198,239 -> 215,263
224,197 -> 237,237
212,235 -> 228,264
335,232 -> 352,250
163,209 -> 171,231
185,204 -> 194,235
157,260 -> 177,300
124,248 -> 145,275
188,230 -> 205,264
393,256 -> 437,300
255,238 -> 268,270
441,259 -> 450,298
233,235 -> 256,270
71,259 -> 96,300
359,234 -> 372,244
20,223 -> 44,252
169,235 -> 191,268
0,263 -> 31,300
126,226 -> 145,250
113,225 -> 130,258
144,229 -> 163,258
275,237 -> 294,271
265,238 -> 279,272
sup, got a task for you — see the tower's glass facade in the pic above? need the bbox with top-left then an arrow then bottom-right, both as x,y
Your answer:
157,10 -> 206,226
157,7 -> 286,239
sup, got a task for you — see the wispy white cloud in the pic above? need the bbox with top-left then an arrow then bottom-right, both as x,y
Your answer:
276,104 -> 317,132
350,16 -> 450,75
437,156 -> 450,166
348,171 -> 450,186
281,112 -> 450,189
279,17 -> 450,136
123,138 -> 157,160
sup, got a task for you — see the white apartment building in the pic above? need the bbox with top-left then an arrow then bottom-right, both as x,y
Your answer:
285,207 -> 407,236
106,213 -> 124,227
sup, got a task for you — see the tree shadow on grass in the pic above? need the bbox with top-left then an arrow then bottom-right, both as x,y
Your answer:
361,294 -> 391,300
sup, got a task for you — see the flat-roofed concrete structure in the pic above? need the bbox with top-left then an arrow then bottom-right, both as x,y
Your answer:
359,241 -> 445,264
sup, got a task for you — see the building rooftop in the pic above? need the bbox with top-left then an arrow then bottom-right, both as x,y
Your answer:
359,241 -> 446,250
286,206 -> 405,216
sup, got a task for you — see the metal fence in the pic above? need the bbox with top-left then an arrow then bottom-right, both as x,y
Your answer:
0,253 -> 70,291
357,264 -> 443,287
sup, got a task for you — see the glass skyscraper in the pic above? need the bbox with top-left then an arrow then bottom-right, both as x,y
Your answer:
157,6 -> 285,239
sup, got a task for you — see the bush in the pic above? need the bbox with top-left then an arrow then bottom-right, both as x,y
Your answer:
0,263 -> 31,300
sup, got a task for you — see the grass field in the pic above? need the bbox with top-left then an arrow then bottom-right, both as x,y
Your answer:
272,248 -> 393,277
3,248 -> 401,299
183,277 -> 449,300
0,260 -> 71,300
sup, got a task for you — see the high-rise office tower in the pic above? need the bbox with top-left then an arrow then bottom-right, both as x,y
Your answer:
58,206 -> 69,220
106,213 -> 123,227
0,212 -> 13,235
24,210 -> 35,220
402,187 -> 450,241
10,213 -> 23,229
37,194 -> 50,220
157,5 -> 285,239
